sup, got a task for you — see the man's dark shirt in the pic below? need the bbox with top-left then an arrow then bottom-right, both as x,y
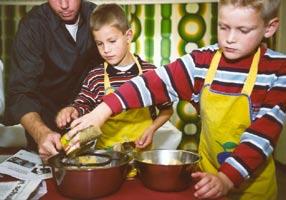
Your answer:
4,1 -> 102,148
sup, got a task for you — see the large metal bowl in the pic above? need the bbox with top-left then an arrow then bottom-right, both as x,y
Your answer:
134,150 -> 200,192
48,150 -> 130,199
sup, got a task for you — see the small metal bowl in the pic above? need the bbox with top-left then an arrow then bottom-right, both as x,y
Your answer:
134,150 -> 200,192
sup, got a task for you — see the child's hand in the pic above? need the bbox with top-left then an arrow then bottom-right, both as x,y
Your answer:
56,106 -> 79,129
135,127 -> 155,148
61,126 -> 102,154
64,102 -> 112,153
192,171 -> 233,199
63,112 -> 99,154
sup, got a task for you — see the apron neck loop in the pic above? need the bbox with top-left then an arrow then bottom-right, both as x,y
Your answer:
104,53 -> 142,94
204,48 -> 261,96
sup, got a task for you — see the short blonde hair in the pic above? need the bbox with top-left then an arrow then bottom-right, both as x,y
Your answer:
219,0 -> 281,23
90,4 -> 129,33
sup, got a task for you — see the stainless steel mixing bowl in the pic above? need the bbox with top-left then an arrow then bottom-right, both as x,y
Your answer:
134,150 -> 200,192
48,150 -> 131,199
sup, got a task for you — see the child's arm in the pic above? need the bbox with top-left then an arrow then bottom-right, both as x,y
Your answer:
67,55 -> 197,151
56,68 -> 103,129
55,76 -> 94,129
135,106 -> 173,148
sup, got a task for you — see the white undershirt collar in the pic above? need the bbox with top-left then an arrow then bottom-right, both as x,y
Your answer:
114,63 -> 134,72
65,16 -> 80,41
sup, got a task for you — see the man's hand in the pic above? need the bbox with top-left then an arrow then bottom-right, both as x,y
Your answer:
21,112 -> 62,160
192,171 -> 233,199
37,130 -> 62,160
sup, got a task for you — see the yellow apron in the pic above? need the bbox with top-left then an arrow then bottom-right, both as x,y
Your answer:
96,55 -> 153,149
199,48 -> 277,199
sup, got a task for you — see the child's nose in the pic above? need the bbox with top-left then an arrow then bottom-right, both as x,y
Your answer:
103,45 -> 111,53
226,30 -> 236,44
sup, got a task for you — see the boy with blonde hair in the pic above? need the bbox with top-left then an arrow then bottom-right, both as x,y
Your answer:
67,0 -> 284,199
56,4 -> 181,150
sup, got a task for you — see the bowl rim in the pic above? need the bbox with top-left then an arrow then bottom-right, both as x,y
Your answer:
134,149 -> 201,166
48,150 -> 131,171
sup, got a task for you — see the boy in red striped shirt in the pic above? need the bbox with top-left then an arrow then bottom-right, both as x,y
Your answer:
67,0 -> 284,199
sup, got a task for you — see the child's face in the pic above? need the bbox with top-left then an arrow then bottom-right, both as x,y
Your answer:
92,25 -> 132,66
217,4 -> 268,60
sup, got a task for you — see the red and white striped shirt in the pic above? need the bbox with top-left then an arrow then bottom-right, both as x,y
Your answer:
72,54 -> 170,118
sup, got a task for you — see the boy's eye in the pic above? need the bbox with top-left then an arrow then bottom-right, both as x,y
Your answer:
218,25 -> 227,30
96,42 -> 103,46
239,29 -> 250,34
110,40 -> 116,43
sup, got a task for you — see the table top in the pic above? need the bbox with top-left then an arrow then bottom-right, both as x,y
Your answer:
43,177 -> 199,200
0,147 -> 225,200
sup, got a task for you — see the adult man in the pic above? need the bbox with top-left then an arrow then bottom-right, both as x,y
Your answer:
4,0 -> 102,159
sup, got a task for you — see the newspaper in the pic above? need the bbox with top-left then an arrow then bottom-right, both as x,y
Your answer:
0,150 -> 52,180
0,179 -> 41,200
0,150 -> 52,200
30,180 -> 48,200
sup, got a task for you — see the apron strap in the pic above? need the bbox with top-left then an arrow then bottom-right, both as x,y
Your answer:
241,48 -> 260,96
204,48 -> 260,96
204,49 -> 223,85
104,54 -> 142,95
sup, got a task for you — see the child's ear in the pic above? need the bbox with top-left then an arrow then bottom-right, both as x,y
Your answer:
264,17 -> 279,38
126,29 -> 133,43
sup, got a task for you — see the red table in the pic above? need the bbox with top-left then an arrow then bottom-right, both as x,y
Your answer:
42,177 -> 199,200
1,147 -> 225,200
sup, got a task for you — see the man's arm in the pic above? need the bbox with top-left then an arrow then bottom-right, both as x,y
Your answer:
21,112 -> 62,158
4,13 -> 61,158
